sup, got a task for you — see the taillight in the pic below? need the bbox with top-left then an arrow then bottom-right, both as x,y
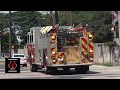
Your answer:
31,55 -> 34,58
52,51 -> 56,55
51,56 -> 56,63
89,52 -> 93,55
89,53 -> 93,59
51,36 -> 56,40
88,35 -> 93,40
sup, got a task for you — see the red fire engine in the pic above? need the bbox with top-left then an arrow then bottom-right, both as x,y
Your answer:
27,25 -> 94,74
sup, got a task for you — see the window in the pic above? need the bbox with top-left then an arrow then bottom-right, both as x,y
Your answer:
27,35 -> 29,43
31,30 -> 33,34
30,35 -> 32,43
29,35 -> 33,43
31,35 -> 33,43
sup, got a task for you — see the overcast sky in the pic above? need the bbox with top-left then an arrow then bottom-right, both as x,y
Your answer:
0,11 -> 15,13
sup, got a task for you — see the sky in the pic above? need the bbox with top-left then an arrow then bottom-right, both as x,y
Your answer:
0,11 -> 15,13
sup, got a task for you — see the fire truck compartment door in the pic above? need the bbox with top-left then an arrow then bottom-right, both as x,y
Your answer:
64,47 -> 80,64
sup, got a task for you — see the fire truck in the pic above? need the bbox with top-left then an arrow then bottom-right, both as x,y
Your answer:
27,25 -> 94,74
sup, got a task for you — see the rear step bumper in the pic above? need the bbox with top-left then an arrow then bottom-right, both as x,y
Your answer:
47,63 -> 93,68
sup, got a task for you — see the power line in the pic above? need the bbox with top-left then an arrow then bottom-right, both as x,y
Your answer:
12,14 -> 34,20
13,13 -> 41,25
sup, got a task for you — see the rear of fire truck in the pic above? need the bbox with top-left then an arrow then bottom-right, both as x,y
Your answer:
26,24 -> 93,74
49,26 -> 94,74
29,25 -> 94,74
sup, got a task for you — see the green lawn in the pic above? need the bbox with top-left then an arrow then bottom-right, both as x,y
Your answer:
102,63 -> 114,67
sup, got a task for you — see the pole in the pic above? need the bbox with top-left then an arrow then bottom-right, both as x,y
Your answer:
67,11 -> 72,26
9,11 -> 12,58
69,11 -> 72,26
55,11 -> 58,24
50,11 -> 55,26
112,11 -> 116,41
118,11 -> 120,39
0,31 -> 1,58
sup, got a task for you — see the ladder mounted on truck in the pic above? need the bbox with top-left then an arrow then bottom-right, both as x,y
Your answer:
57,28 -> 83,38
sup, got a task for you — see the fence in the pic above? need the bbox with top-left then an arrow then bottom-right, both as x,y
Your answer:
94,43 -> 120,66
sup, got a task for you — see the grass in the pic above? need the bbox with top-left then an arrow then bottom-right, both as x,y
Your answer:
102,63 -> 114,67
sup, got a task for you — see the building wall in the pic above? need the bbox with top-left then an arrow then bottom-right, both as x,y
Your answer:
94,43 -> 111,64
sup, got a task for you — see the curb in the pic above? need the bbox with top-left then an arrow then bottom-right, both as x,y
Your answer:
92,65 -> 120,69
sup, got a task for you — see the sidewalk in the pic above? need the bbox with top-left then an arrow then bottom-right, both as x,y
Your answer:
91,65 -> 120,69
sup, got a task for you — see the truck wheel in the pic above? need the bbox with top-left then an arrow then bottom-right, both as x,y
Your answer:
44,66 -> 56,74
44,67 -> 55,74
75,66 -> 89,74
82,65 -> 89,73
44,66 -> 50,74
31,64 -> 37,72
75,67 -> 81,73
44,67 -> 57,74
23,64 -> 27,67
50,68 -> 57,74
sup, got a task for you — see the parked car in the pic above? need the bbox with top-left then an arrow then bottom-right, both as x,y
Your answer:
12,54 -> 27,67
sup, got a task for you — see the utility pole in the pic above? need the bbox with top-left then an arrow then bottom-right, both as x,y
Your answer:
9,11 -> 12,58
118,11 -> 120,39
50,11 -> 55,26
55,11 -> 58,24
0,31 -> 1,58
111,11 -> 117,41
67,11 -> 72,26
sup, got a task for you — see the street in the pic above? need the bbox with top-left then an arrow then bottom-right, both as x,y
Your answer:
0,62 -> 120,79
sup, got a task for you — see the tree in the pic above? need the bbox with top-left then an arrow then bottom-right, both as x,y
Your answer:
0,11 -> 113,53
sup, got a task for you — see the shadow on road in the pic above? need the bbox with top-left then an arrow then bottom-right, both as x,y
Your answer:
38,69 -> 100,75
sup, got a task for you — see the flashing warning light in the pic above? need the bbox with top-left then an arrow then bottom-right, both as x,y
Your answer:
51,36 -> 55,39
52,51 -> 56,54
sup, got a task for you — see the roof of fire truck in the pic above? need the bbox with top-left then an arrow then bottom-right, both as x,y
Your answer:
40,26 -> 72,34
40,25 -> 85,34
40,26 -> 53,34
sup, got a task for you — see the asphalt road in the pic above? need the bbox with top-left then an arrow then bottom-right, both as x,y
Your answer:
1,62 -> 120,79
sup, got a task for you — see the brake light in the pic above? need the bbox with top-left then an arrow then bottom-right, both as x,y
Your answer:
90,52 -> 93,55
52,51 -> 56,54
89,50 -> 93,54
51,36 -> 55,39
88,35 -> 92,40
51,57 -> 56,62
89,51 -> 93,58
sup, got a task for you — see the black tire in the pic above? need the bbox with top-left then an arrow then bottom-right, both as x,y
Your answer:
44,66 -> 51,74
23,64 -> 27,67
44,66 -> 48,74
44,67 -> 57,74
31,64 -> 37,72
75,67 -> 81,73
50,68 -> 57,74
75,66 -> 89,74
